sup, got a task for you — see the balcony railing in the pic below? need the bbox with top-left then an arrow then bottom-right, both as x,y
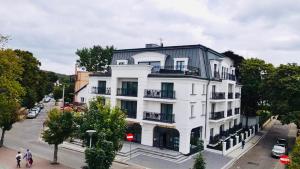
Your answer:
91,87 -> 111,95
227,109 -> 232,117
143,111 -> 175,123
228,92 -> 233,99
151,65 -> 201,76
235,108 -> 240,115
220,129 -> 230,138
117,88 -> 137,97
221,73 -> 236,81
125,112 -> 137,119
210,111 -> 225,120
211,92 -> 225,99
213,71 -> 220,80
235,93 -> 241,99
144,89 -> 175,99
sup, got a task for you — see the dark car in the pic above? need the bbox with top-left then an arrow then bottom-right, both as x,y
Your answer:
277,138 -> 288,147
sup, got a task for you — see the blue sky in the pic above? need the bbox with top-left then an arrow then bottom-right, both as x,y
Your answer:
1,0 -> 299,74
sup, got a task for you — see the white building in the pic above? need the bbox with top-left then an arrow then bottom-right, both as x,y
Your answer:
75,44 -> 246,155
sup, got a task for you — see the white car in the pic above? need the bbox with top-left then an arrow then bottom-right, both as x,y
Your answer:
27,109 -> 38,119
271,144 -> 287,157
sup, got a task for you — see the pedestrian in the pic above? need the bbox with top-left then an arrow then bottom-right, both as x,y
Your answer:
242,139 -> 245,149
23,149 -> 33,168
16,151 -> 22,168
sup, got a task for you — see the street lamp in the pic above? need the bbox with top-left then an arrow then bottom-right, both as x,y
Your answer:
86,130 -> 96,148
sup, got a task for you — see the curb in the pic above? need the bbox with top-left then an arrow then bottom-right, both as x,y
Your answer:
221,120 -> 274,169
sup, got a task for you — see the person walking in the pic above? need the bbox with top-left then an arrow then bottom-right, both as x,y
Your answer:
23,149 -> 33,168
16,151 -> 22,168
242,139 -> 245,149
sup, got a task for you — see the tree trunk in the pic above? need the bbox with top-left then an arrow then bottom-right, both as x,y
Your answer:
0,128 -> 5,147
53,144 -> 58,164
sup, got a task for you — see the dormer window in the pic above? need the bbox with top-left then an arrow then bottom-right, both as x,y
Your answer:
174,58 -> 188,71
117,60 -> 128,65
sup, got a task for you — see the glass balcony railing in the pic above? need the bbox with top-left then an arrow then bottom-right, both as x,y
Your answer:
117,88 -> 137,97
144,89 -> 175,99
143,111 -> 175,123
211,92 -> 225,99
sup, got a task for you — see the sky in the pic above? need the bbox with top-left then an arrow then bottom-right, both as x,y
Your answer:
1,0 -> 300,75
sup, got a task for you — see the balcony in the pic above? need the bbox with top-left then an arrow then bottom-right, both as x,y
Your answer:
143,111 -> 175,123
220,129 -> 230,138
210,111 -> 225,120
227,109 -> 232,117
228,92 -> 233,99
117,88 -> 137,97
222,73 -> 236,81
235,93 -> 241,99
211,92 -> 225,100
144,89 -> 175,99
235,108 -> 240,115
151,65 -> 201,76
213,71 -> 220,80
91,87 -> 111,95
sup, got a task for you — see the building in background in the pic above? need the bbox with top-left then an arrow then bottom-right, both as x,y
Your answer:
74,64 -> 90,103
76,44 -> 250,155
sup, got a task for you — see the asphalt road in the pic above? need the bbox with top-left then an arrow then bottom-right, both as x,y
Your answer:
230,120 -> 297,169
3,100 -> 85,169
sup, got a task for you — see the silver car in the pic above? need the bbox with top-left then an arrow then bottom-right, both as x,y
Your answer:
271,144 -> 286,157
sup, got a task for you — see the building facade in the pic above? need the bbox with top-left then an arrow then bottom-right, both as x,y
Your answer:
75,44 -> 242,155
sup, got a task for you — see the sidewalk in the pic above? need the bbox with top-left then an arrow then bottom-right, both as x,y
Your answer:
0,147 -> 71,169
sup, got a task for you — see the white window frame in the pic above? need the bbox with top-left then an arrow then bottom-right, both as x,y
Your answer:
80,97 -> 85,103
190,103 -> 196,119
201,102 -> 206,116
174,58 -> 189,71
117,60 -> 128,65
202,84 -> 206,95
191,83 -> 196,95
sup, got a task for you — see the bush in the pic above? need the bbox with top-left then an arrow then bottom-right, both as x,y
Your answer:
288,137 -> 300,169
193,152 -> 205,169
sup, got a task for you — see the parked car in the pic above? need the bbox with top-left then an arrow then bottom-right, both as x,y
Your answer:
32,107 -> 41,115
277,138 -> 288,147
37,103 -> 44,109
44,97 -> 51,103
271,144 -> 287,157
27,109 -> 38,119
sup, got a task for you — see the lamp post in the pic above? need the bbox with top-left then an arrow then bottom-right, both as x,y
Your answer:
86,130 -> 96,148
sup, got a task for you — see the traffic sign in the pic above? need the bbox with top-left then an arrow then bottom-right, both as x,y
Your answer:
280,155 -> 290,165
126,133 -> 134,142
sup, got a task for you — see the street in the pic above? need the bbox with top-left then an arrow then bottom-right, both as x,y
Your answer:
3,100 -> 85,169
230,120 -> 297,169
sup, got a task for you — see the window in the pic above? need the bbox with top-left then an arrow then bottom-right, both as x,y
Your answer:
214,64 -> 217,72
190,104 -> 195,118
202,84 -> 206,94
98,81 -> 106,94
210,128 -> 214,137
229,121 -> 232,128
80,97 -> 85,103
161,83 -> 174,98
212,85 -> 216,94
234,119 -> 237,126
202,102 -> 206,116
121,100 -> 137,118
191,83 -> 195,95
220,124 -> 224,132
176,61 -> 185,70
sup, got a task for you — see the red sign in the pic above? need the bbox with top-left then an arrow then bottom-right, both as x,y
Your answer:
126,133 -> 134,142
280,155 -> 290,165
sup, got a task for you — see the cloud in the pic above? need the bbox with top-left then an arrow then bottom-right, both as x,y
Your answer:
0,0 -> 299,74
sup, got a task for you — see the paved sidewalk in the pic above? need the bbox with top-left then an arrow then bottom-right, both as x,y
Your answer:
0,147 -> 71,169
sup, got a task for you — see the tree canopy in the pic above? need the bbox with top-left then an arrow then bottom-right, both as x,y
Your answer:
76,45 -> 114,72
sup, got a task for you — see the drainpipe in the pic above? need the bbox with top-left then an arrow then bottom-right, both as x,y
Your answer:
203,47 -> 211,142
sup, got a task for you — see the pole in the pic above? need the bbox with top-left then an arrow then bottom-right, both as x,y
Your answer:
62,85 -> 65,107
90,136 -> 92,148
129,141 -> 132,159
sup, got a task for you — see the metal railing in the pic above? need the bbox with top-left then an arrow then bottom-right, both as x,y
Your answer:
144,89 -> 175,99
209,111 -> 225,120
91,87 -> 111,95
151,65 -> 201,76
211,92 -> 225,99
143,111 -> 175,123
117,88 -> 137,97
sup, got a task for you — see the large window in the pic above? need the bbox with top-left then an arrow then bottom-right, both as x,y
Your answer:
97,81 -> 106,94
176,61 -> 185,70
161,83 -> 174,98
121,100 -> 137,118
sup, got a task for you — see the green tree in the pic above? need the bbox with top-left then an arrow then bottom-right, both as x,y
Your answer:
53,86 -> 63,101
0,49 -> 25,147
81,97 -> 126,169
42,108 -> 75,164
239,58 -> 274,126
288,137 -> 300,169
193,153 -> 205,169
76,45 -> 114,72
0,34 -> 9,48
269,63 -> 300,127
